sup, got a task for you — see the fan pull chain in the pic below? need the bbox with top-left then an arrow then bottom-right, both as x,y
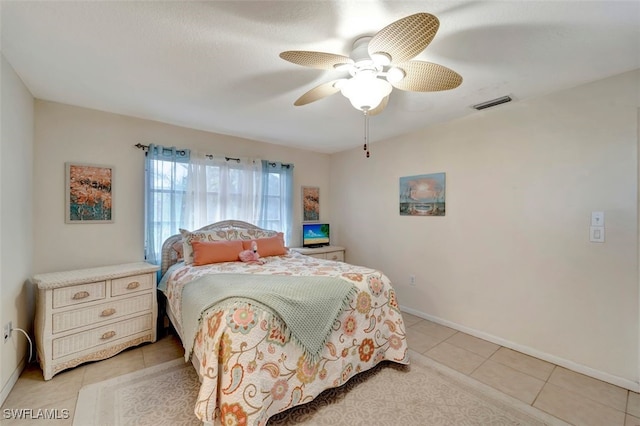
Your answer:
363,111 -> 370,158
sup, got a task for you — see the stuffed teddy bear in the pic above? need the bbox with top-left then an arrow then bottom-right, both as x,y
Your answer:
239,241 -> 265,264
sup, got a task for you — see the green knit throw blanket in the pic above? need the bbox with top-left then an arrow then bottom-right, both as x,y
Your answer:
181,273 -> 357,363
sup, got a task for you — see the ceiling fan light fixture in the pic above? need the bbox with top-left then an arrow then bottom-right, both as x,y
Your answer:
333,63 -> 352,72
386,67 -> 405,84
340,72 -> 392,111
279,12 -> 461,158
371,51 -> 391,66
332,79 -> 348,90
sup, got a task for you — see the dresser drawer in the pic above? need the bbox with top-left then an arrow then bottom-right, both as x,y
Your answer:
326,251 -> 344,262
53,282 -> 106,308
52,293 -> 153,334
290,247 -> 345,262
52,313 -> 153,359
111,273 -> 153,296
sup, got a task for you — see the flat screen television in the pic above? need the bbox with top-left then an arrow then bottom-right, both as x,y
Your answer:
302,223 -> 330,248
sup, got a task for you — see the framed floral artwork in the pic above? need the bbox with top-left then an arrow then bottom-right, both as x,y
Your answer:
399,173 -> 445,216
65,163 -> 114,223
302,186 -> 320,222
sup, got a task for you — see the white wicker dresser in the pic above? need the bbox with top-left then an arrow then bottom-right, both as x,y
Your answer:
33,262 -> 159,380
289,246 -> 345,261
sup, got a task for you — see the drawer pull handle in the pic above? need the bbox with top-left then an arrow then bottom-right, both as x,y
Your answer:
101,331 -> 116,340
126,281 -> 140,290
100,308 -> 116,317
72,291 -> 90,300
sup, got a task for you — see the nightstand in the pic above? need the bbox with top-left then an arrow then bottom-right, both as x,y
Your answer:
33,262 -> 159,380
289,246 -> 345,262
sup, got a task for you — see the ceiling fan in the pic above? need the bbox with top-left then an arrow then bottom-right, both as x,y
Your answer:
279,12 -> 462,157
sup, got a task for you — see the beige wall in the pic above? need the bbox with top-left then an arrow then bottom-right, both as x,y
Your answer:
330,69 -> 640,389
33,101 -> 330,273
1,54 -> 34,404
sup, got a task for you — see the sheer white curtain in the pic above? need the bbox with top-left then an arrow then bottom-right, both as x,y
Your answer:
145,144 -> 294,266
183,153 -> 263,231
259,161 -> 294,245
144,144 -> 190,265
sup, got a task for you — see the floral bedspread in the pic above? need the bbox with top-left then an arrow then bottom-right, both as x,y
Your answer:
161,251 -> 409,425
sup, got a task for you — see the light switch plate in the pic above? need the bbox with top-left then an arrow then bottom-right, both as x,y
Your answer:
590,226 -> 605,243
591,211 -> 604,226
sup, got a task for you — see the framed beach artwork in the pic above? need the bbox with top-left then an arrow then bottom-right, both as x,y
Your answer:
302,186 -> 320,222
65,163 -> 114,223
399,173 -> 446,216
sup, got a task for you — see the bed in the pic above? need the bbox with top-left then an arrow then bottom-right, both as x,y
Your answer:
158,220 -> 409,425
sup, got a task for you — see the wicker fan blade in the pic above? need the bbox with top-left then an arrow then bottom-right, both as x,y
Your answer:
368,13 -> 440,65
294,80 -> 343,106
391,61 -> 462,92
280,51 -> 354,70
368,95 -> 389,116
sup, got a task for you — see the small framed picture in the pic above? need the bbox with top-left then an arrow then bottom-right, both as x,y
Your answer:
65,163 -> 114,223
302,186 -> 320,222
399,172 -> 446,216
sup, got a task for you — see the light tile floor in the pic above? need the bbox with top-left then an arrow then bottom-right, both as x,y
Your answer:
402,312 -> 640,426
2,312 -> 639,425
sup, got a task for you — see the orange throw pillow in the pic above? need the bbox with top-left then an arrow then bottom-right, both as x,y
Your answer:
191,240 -> 243,266
242,233 -> 286,257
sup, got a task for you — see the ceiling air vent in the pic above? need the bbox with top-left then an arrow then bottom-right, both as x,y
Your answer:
472,95 -> 512,111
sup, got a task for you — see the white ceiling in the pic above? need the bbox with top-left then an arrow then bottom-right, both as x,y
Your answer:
2,1 -> 639,154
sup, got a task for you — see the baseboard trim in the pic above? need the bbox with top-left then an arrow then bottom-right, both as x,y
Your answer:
400,305 -> 640,392
0,356 -> 26,406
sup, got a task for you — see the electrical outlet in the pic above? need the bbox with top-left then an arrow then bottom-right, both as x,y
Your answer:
3,321 -> 12,343
409,275 -> 416,286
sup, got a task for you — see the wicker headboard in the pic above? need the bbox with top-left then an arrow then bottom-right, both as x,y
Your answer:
160,220 -> 265,277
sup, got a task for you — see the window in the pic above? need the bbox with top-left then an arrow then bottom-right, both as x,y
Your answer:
262,169 -> 282,230
144,145 -> 293,264
259,161 -> 293,243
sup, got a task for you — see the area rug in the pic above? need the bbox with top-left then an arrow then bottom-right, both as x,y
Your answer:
74,350 -> 567,426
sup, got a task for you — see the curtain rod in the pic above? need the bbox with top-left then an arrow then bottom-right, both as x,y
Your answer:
268,162 -> 291,169
134,143 -> 292,167
134,143 -> 238,162
134,143 -> 188,156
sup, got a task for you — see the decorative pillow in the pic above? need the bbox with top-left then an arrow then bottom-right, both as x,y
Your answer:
180,227 -> 280,264
226,228 -> 280,241
180,229 -> 232,265
171,241 -> 184,260
191,240 -> 244,266
242,233 -> 286,257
